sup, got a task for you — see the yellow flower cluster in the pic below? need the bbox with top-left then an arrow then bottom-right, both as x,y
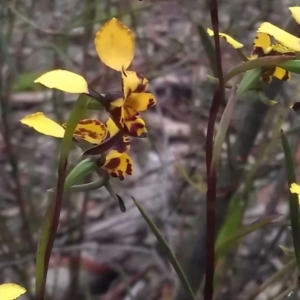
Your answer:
20,18 -> 156,181
207,6 -> 300,83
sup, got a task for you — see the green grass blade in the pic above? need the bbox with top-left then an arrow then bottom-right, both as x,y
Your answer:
215,214 -> 280,257
212,82 -> 237,168
215,200 -> 243,253
132,197 -> 196,300
236,68 -> 261,97
281,130 -> 300,272
197,24 -> 217,77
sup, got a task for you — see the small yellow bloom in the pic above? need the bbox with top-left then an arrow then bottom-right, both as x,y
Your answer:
0,283 -> 26,300
207,28 -> 292,82
20,112 -> 133,180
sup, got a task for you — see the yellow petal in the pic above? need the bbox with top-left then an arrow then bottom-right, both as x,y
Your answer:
95,18 -> 135,71
20,112 -> 65,138
125,92 -> 156,113
289,7 -> 300,24
272,43 -> 294,54
257,22 -> 300,52
34,70 -> 89,93
290,183 -> 300,195
207,28 -> 244,49
272,67 -> 290,81
104,152 -> 133,180
122,71 -> 149,99
106,118 -> 120,137
252,33 -> 273,55
62,119 -> 107,144
107,135 -> 130,159
125,117 -> 147,137
0,283 -> 26,300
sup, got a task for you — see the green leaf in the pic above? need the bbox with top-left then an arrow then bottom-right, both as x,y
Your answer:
132,197 -> 196,300
281,130 -> 300,273
197,23 -> 217,77
236,68 -> 262,97
216,214 -> 280,256
215,200 -> 243,255
224,55 -> 294,83
212,83 -> 237,168
277,60 -> 300,74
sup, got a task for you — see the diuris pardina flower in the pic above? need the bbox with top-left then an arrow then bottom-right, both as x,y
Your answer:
33,18 -> 156,138
0,283 -> 26,300
207,28 -> 293,83
20,113 -> 133,180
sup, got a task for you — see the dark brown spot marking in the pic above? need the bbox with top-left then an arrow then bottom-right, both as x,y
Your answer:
147,98 -> 155,109
282,71 -> 291,81
105,158 -> 121,170
125,159 -> 133,175
114,135 -> 130,153
129,122 -> 145,136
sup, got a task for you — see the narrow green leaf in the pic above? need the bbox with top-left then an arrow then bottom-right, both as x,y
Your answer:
197,24 -> 217,77
281,130 -> 300,272
215,201 -> 243,254
212,82 -> 237,168
236,68 -> 262,97
224,55 -> 294,83
277,60 -> 300,74
132,197 -> 196,300
216,214 -> 280,256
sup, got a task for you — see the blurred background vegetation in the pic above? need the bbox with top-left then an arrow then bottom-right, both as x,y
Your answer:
1,0 -> 300,299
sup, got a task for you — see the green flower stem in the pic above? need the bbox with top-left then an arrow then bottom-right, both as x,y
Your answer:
35,94 -> 88,300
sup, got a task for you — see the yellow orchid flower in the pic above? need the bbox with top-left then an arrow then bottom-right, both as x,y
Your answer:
290,183 -> 300,204
20,112 -> 133,180
33,18 -> 156,138
0,283 -> 26,300
95,19 -> 156,137
255,7 -> 300,53
103,90 -> 156,137
207,28 -> 293,82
